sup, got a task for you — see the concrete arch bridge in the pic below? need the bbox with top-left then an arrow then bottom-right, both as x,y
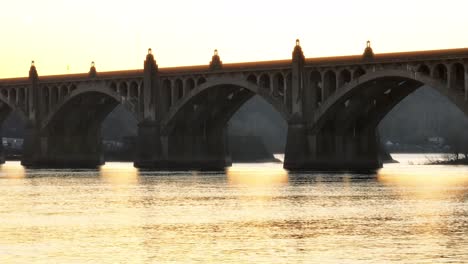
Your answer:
0,41 -> 467,171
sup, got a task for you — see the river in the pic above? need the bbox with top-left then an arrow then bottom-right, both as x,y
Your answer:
0,154 -> 467,263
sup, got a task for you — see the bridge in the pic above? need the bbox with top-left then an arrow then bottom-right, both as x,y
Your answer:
0,40 -> 467,170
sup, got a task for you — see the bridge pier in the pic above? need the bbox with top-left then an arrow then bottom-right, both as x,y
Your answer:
135,122 -> 230,170
21,125 -> 104,168
0,132 -> 4,164
284,122 -> 382,171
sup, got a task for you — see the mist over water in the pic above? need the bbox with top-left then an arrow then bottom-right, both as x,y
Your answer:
0,154 -> 467,263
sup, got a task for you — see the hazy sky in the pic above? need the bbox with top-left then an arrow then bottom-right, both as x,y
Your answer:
1,0 -> 467,78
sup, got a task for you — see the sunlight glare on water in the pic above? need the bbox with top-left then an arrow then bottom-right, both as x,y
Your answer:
0,154 -> 467,263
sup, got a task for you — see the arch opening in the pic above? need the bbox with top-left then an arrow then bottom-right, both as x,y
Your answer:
247,74 -> 257,85
164,82 -> 288,167
185,78 -> 195,92
119,82 -> 128,97
197,77 -> 206,86
70,84 -> 77,93
433,64 -> 448,83
259,74 -> 270,90
51,86 -> 59,107
273,73 -> 285,97
379,85 -> 468,163
228,95 -> 287,163
129,82 -> 138,98
450,63 -> 465,90
40,90 -> 137,167
417,64 -> 430,76
110,82 -> 117,93
9,89 -> 17,104
18,88 -> 25,106
175,79 -> 183,101
338,69 -> 351,88
313,71 -> 468,167
323,71 -> 337,99
353,67 -> 366,79
102,105 -> 138,162
0,89 -> 7,98
0,102 -> 26,162
310,71 -> 322,107
60,85 -> 68,99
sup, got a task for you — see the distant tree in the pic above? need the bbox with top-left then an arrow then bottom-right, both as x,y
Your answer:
443,124 -> 468,161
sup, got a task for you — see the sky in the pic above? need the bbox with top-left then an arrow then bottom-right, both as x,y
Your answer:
1,0 -> 468,78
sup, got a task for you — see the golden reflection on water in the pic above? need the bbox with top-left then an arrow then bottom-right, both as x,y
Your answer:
378,166 -> 468,186
378,165 -> 468,242
0,161 -> 25,179
378,165 -> 468,198
0,159 -> 468,263
100,162 -> 139,185
226,165 -> 288,186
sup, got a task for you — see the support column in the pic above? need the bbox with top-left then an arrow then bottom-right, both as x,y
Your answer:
465,69 -> 468,100
135,120 -> 163,168
283,120 -> 311,170
21,123 -> 41,167
135,48 -> 163,169
48,87 -> 52,113
21,61 -> 41,167
0,128 -> 4,164
291,39 -> 305,117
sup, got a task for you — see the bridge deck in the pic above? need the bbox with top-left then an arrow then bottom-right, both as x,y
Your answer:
1,47 -> 467,84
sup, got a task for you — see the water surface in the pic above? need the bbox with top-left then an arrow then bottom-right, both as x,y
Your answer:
0,154 -> 467,263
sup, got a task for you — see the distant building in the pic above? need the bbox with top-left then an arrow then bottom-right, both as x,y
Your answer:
2,138 -> 23,149
427,137 -> 445,145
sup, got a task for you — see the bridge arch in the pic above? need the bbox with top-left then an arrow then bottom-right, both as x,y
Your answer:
353,67 -> 366,79
302,68 -> 468,170
163,76 -> 290,133
197,77 -> 207,86
0,91 -> 27,121
155,76 -> 290,169
41,83 -> 140,131
34,82 -> 141,167
417,64 -> 430,75
0,86 -> 28,162
247,74 -> 257,85
432,63 -> 448,84
313,69 -> 468,133
309,70 -> 322,107
185,78 -> 195,93
273,72 -> 285,97
450,62 -> 465,90
129,81 -> 139,98
338,69 -> 351,89
119,82 -> 128,97
259,73 -> 271,91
